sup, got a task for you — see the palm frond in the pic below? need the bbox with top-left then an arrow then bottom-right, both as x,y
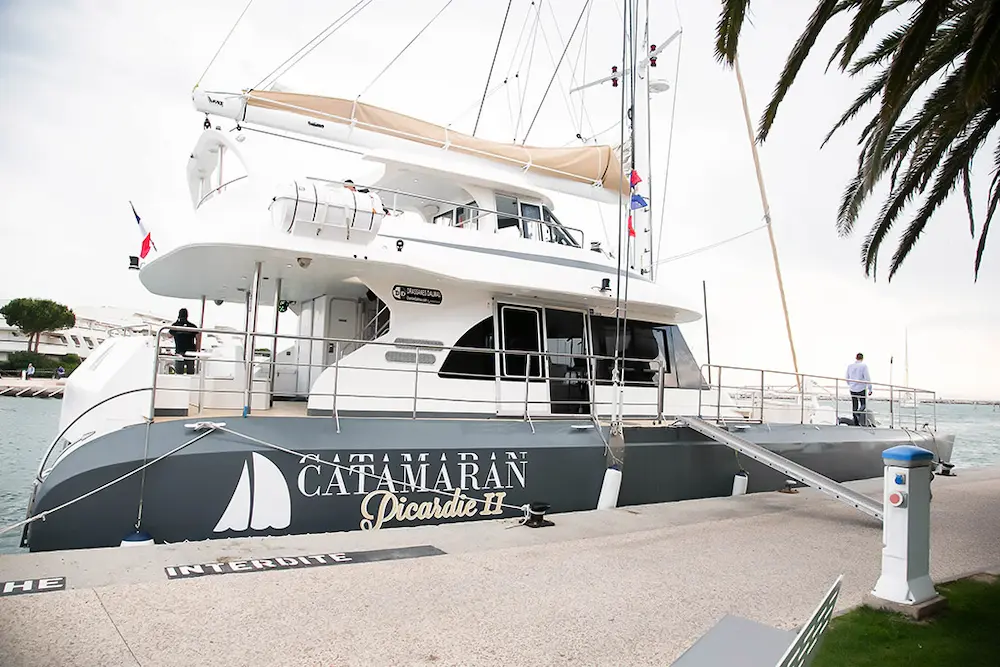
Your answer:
835,0 -> 889,70
715,0 -> 752,65
716,0 -> 1000,279
963,165 -> 975,236
977,141 -> 1000,279
881,107 -> 1000,278
961,2 -> 1000,109
757,0 -> 843,141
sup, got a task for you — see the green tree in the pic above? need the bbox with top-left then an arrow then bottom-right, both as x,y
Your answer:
715,0 -> 1000,279
0,298 -> 76,352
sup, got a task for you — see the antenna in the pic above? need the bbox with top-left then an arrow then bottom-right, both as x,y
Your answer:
568,29 -> 680,93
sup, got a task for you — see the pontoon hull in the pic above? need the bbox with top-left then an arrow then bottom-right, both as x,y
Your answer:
24,418 -> 954,552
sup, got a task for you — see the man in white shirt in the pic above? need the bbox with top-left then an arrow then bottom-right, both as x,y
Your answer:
846,352 -> 872,426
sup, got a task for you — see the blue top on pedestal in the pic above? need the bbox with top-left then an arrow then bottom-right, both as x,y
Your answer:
882,445 -> 934,464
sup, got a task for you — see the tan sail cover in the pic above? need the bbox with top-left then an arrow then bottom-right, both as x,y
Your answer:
247,91 -> 628,195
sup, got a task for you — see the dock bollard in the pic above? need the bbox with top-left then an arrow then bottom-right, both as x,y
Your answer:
524,502 -> 553,528
867,445 -> 947,619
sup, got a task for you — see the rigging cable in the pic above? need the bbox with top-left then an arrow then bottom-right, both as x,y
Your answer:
513,0 -> 546,142
473,0 -> 514,136
653,3 -> 684,276
357,0 -> 456,100
545,0 -> 598,142
616,0 -> 639,407
194,0 -> 255,91
253,0 -> 375,91
654,222 -> 767,266
534,16 -> 582,138
610,0 -> 631,428
521,0 -> 592,144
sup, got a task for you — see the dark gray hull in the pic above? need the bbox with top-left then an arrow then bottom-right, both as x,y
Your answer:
24,417 -> 953,552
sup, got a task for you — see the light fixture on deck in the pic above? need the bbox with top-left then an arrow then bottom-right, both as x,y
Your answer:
296,257 -> 312,269
598,278 -> 611,294
128,256 -> 140,271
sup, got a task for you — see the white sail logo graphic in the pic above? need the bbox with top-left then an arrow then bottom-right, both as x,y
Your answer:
214,452 -> 291,532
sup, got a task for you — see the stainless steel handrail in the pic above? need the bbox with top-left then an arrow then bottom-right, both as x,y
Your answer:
698,363 -> 939,430
304,176 -> 587,249
149,323 -> 667,419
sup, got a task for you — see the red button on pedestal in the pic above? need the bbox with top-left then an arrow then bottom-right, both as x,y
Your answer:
888,492 -> 905,507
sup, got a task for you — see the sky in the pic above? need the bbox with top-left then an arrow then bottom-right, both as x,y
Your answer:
1,0 -> 998,400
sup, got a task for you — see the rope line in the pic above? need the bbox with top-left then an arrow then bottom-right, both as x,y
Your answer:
194,0 -> 255,91
0,428 -> 217,538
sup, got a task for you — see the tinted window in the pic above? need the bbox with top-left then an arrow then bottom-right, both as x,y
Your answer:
439,317 -> 495,380
496,194 -> 520,232
501,306 -> 542,378
590,315 -> 665,384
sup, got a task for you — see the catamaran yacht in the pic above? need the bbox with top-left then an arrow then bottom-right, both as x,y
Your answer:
20,1 -> 953,552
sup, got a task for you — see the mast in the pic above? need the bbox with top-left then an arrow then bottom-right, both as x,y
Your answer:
905,328 -> 909,386
630,0 -> 654,279
733,55 -> 800,386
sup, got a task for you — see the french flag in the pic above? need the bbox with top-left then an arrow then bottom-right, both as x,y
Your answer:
130,201 -> 156,259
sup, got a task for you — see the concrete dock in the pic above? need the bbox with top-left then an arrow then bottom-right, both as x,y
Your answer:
2,466 -> 999,666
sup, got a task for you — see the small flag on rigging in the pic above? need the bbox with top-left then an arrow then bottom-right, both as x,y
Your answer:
130,201 -> 156,259
627,214 -> 636,237
630,193 -> 648,210
629,169 -> 642,188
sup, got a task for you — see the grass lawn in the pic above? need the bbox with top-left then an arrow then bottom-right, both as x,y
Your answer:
813,575 -> 1000,666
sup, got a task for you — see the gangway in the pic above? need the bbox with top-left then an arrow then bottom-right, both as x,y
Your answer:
680,417 -> 884,522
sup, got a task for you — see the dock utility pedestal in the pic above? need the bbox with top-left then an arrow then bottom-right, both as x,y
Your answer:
680,417 -> 883,521
868,445 -> 946,618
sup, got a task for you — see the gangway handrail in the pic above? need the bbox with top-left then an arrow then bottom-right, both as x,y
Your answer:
680,416 -> 884,522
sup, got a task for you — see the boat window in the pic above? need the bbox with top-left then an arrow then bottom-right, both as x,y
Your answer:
70,335 -> 81,346
433,210 -> 454,226
439,317 -> 495,380
589,315 -> 665,385
495,194 -> 521,233
83,337 -> 95,349
56,335 -> 67,344
519,203 -> 542,240
456,202 -> 478,229
500,305 -> 543,378
543,207 -> 581,248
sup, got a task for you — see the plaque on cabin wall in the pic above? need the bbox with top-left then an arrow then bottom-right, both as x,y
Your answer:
392,285 -> 443,305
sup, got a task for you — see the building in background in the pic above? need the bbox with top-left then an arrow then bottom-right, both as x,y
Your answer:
0,302 -> 172,362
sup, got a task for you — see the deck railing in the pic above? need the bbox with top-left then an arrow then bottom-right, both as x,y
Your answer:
148,324 -> 669,430
698,364 -> 937,430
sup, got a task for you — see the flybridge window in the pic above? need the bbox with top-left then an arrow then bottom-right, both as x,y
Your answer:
433,202 -> 479,230
494,194 -> 581,248
496,195 -> 520,233
543,207 -> 582,247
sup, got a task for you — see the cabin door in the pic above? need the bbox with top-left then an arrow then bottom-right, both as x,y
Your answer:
497,304 -> 547,416
543,308 -> 590,415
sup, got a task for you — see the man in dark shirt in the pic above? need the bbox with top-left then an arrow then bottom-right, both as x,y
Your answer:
169,308 -> 199,375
